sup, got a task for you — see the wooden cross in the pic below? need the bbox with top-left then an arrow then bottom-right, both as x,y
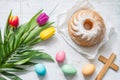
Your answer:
95,53 -> 119,80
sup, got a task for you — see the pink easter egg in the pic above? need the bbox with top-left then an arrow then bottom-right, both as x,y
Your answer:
56,51 -> 66,63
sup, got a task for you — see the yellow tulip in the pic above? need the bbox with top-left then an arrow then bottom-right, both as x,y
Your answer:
40,27 -> 55,40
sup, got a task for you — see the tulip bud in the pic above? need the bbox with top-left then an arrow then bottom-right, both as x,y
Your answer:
40,27 -> 55,40
37,13 -> 49,26
9,16 -> 19,28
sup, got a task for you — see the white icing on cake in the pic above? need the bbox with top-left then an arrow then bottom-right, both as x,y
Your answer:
70,11 -> 102,41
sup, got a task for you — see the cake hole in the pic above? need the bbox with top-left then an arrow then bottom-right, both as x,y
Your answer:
83,19 -> 93,30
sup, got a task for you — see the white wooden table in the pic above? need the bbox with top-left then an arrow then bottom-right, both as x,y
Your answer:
0,0 -> 120,80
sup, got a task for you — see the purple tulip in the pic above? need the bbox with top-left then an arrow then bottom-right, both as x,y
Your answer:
37,13 -> 49,26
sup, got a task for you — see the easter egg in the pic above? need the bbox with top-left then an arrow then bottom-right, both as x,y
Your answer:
35,64 -> 46,76
82,64 -> 96,76
62,64 -> 77,75
56,51 -> 66,63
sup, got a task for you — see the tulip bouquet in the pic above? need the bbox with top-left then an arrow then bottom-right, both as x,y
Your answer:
0,10 -> 55,80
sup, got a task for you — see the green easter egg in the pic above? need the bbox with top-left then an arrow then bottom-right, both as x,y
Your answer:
62,64 -> 77,75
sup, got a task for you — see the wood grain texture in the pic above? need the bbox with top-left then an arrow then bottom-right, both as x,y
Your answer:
98,55 -> 119,71
96,53 -> 116,80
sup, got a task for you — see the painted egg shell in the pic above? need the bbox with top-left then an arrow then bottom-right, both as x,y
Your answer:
56,51 -> 66,63
35,64 -> 46,76
62,64 -> 77,75
82,64 -> 96,76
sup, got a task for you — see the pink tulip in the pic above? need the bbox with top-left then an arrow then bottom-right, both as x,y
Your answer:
37,13 -> 49,26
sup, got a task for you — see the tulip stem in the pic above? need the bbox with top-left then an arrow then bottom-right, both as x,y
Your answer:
20,24 -> 38,44
8,27 -> 14,39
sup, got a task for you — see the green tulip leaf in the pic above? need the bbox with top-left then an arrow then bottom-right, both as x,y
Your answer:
0,77 -> 6,80
2,71 -> 22,80
14,58 -> 31,65
4,10 -> 12,42
0,10 -> 54,80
